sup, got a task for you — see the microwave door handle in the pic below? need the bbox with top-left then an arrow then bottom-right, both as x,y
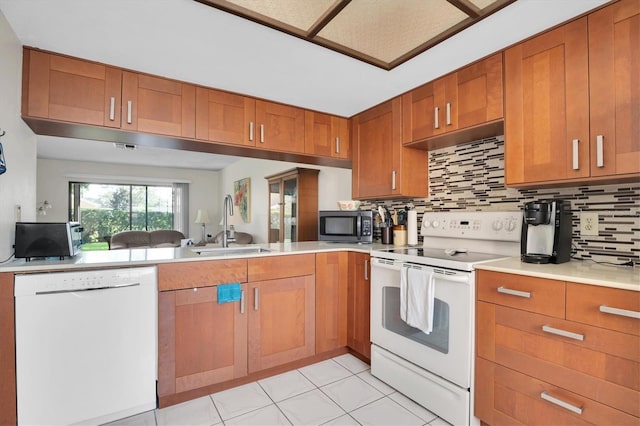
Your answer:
356,213 -> 362,240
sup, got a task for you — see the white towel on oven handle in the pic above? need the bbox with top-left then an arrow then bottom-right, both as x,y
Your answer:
400,265 -> 435,334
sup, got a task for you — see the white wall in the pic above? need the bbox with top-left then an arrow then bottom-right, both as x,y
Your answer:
219,158 -> 352,243
37,159 -> 221,242
0,11 -> 37,260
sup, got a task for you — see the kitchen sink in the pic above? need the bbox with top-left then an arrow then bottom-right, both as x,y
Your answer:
191,246 -> 270,257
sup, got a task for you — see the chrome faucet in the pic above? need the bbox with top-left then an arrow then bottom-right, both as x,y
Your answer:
222,194 -> 235,248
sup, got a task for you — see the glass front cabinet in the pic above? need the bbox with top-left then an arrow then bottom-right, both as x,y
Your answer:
266,168 -> 319,243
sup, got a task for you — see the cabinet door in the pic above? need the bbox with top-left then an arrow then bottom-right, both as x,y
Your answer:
195,87 -> 256,147
401,80 -> 440,142
248,275 -> 315,373
347,252 -> 370,359
352,99 -> 399,198
121,71 -> 196,138
588,0 -> 640,177
456,53 -> 503,130
353,97 -> 427,199
23,49 -> 122,128
0,273 -> 16,426
304,111 -> 350,159
255,100 -> 305,153
158,285 -> 248,398
504,18 -> 590,185
315,252 -> 348,353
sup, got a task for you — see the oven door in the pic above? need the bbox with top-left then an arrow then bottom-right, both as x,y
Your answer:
370,257 -> 474,389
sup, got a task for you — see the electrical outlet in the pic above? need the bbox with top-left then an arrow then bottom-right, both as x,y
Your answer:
580,212 -> 598,237
15,205 -> 21,222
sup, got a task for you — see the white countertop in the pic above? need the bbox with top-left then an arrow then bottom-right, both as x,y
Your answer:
475,257 -> 639,292
0,241 -> 376,274
2,242 -> 637,291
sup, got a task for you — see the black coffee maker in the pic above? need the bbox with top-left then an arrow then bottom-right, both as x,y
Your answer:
521,199 -> 572,264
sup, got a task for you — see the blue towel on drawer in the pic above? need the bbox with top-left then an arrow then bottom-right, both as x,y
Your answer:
218,283 -> 241,304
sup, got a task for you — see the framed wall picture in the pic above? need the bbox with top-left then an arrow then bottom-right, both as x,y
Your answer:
233,177 -> 251,222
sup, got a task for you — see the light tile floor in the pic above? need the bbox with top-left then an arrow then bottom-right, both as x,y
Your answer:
106,354 -> 453,426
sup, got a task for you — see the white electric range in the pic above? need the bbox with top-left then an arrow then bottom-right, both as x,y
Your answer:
370,211 -> 522,426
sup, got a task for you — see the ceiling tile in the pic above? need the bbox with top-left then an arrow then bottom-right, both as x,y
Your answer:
317,0 -> 468,64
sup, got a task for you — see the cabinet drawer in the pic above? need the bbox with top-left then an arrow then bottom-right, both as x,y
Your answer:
475,357 -> 638,426
476,270 -> 565,318
248,254 -> 315,282
158,259 -> 247,291
477,301 -> 640,416
567,283 -> 640,336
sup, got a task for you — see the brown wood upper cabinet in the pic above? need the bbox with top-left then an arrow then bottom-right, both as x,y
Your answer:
22,48 -> 196,138
304,111 -> 350,159
195,90 -> 306,154
505,0 -> 640,187
22,48 -> 123,128
402,53 -> 503,144
351,97 -> 428,200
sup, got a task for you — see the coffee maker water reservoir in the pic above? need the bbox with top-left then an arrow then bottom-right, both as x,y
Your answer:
521,200 -> 572,264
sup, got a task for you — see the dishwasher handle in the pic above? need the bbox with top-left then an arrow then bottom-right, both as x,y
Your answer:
36,282 -> 140,295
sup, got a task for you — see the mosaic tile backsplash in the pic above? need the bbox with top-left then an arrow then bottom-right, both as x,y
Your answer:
362,136 -> 639,265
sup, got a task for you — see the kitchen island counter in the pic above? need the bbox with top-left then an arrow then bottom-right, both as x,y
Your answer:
0,241 -> 379,273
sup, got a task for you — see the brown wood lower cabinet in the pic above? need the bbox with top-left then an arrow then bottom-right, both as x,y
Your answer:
0,273 -> 16,426
315,252 -> 349,353
347,252 -> 370,360
158,284 -> 247,398
248,275 -> 315,373
475,270 -> 640,425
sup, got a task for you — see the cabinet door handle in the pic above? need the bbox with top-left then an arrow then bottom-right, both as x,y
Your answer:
126,100 -> 132,124
542,325 -> 584,341
364,259 -> 369,281
540,391 -> 583,415
596,135 -> 604,167
249,122 -> 254,141
434,107 -> 440,129
391,170 -> 397,190
260,124 -> 265,143
335,137 -> 340,154
572,139 -> 579,170
240,290 -> 245,314
600,305 -> 640,319
446,102 -> 451,126
497,286 -> 531,298
109,97 -> 116,121
254,287 -> 259,311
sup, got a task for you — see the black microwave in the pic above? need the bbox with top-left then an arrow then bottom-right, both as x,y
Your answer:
15,222 -> 83,260
318,210 -> 373,243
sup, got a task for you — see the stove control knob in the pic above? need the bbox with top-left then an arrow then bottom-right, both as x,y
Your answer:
423,219 -> 431,228
492,220 -> 503,231
432,220 -> 440,228
505,219 -> 518,232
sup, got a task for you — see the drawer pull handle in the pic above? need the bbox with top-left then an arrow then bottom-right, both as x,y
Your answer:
497,286 -> 531,298
542,325 -> 584,341
599,305 -> 640,319
540,391 -> 583,415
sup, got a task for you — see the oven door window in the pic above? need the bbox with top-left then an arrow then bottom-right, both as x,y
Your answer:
381,286 -> 449,354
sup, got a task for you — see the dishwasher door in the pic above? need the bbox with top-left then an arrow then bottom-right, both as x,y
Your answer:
15,267 -> 157,425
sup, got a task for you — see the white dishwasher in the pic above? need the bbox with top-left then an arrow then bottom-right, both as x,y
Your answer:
15,266 -> 157,425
